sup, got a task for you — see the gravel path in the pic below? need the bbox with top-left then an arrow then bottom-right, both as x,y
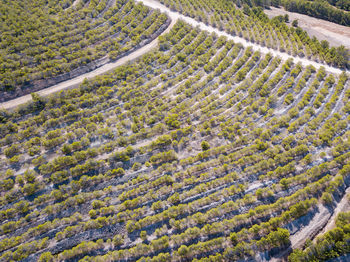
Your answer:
72,0 -> 80,7
290,204 -> 331,249
1,0 -> 347,111
137,0 -> 348,75
0,18 -> 176,111
318,187 -> 350,236
270,204 -> 331,261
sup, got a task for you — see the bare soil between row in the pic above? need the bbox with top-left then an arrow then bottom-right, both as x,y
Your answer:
264,6 -> 350,49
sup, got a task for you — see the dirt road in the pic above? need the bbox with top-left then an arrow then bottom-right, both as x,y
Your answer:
0,19 -> 176,111
270,205 -> 331,261
1,0 -> 348,110
318,187 -> 350,237
265,7 -> 350,49
136,0 -> 348,75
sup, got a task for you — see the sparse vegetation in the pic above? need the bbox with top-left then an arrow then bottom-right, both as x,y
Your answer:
158,0 -> 349,68
0,0 -> 350,261
0,0 -> 168,101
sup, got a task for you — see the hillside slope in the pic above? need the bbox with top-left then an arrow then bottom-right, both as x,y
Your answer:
0,0 -> 169,102
0,19 -> 350,261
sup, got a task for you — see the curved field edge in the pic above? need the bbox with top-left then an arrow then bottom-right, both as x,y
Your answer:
0,0 -> 169,103
0,19 -> 350,261
1,0 -> 349,111
0,19 -> 173,111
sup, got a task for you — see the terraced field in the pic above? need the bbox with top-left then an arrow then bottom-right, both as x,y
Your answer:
1,0 -> 350,261
0,0 -> 169,102
156,0 -> 349,69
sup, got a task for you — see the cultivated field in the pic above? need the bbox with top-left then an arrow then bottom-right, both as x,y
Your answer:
0,0 -> 350,261
0,0 -> 169,102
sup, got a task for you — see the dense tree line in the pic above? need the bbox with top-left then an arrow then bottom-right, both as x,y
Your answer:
282,0 -> 350,26
326,0 -> 350,11
234,0 -> 350,25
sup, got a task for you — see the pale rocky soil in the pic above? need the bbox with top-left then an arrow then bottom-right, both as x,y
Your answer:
269,205 -> 331,262
72,0 -> 80,7
0,24 -> 172,111
1,0 -> 348,111
270,186 -> 350,261
318,187 -> 350,237
137,0 -> 348,75
264,6 -> 350,49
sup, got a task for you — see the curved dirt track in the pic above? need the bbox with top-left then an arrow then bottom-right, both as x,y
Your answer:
0,18 -> 176,111
1,0 -> 348,110
269,205 -> 331,262
318,187 -> 350,236
136,0 -> 348,76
